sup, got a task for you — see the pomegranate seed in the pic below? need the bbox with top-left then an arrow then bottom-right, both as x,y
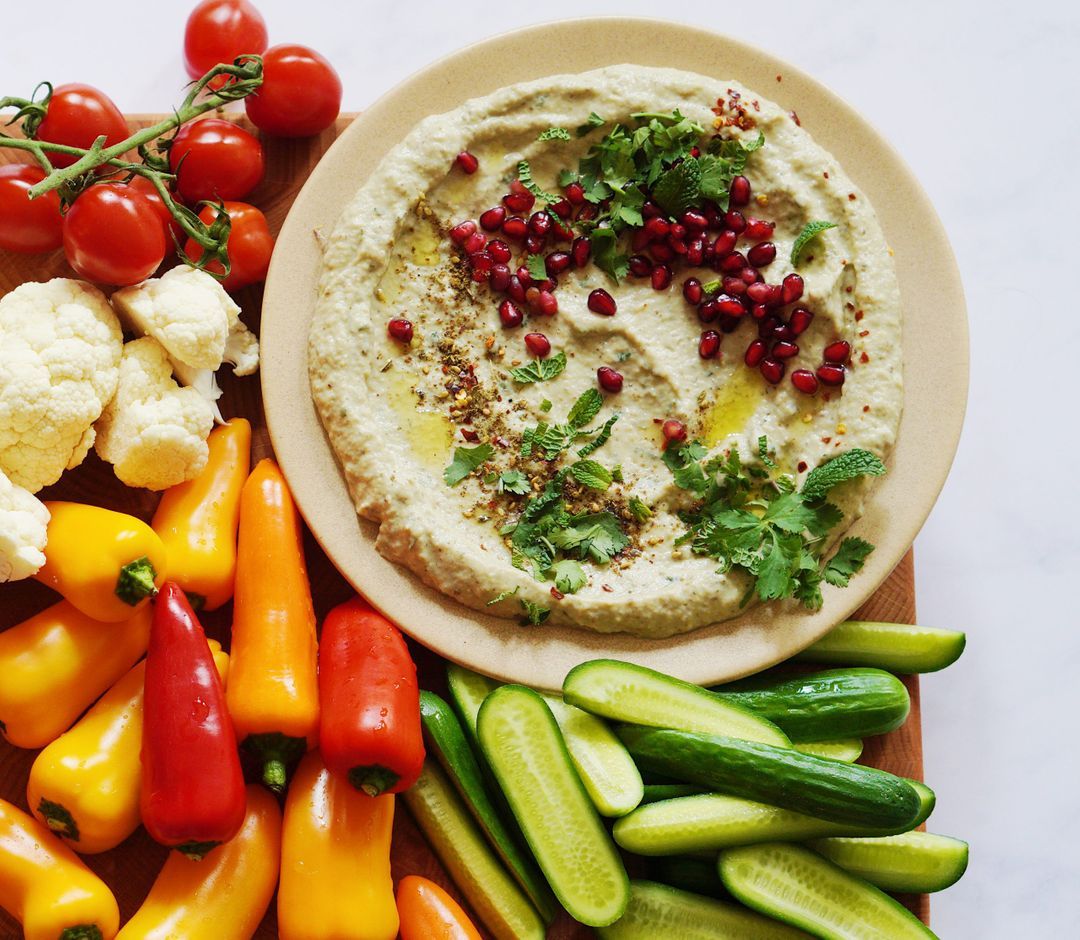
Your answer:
772,340 -> 799,360
790,307 -> 814,335
699,330 -> 722,359
716,294 -> 746,317
745,218 -> 775,240
501,216 -> 527,240
551,218 -> 574,242
535,278 -> 556,293
480,206 -> 506,231
644,217 -> 670,241
528,211 -> 551,238
747,242 -> 777,267
508,180 -> 529,195
719,314 -> 741,333
781,273 -> 804,304
704,204 -> 724,228
719,251 -> 747,274
712,230 -> 737,259
651,264 -> 673,290
683,278 -> 704,305
489,263 -> 511,292
772,324 -> 795,342
535,290 -> 558,316
565,181 -> 586,204
487,240 -> 512,263
387,318 -> 413,343
669,238 -> 689,257
572,236 -> 591,268
631,228 -> 652,252
760,358 -> 786,384
524,332 -> 551,357
767,284 -> 784,305
588,289 -> 617,316
463,231 -> 486,254
515,265 -> 533,285
524,234 -> 545,255
751,304 -> 769,320
642,200 -> 662,219
746,281 -> 773,305
669,223 -> 687,242
455,151 -> 479,174
740,267 -> 761,286
682,209 -> 708,231
650,242 -> 675,263
817,364 -> 846,387
470,250 -> 494,273
724,210 -> 746,233
525,286 -> 540,307
662,419 -> 688,443
824,340 -> 851,364
576,203 -> 598,222
503,191 -> 534,214
699,300 -> 720,323
597,366 -> 623,392
687,238 -> 705,266
758,315 -> 780,339
507,275 -> 526,302
629,255 -> 652,277
723,276 -> 747,296
550,198 -> 572,219
744,339 -> 767,367
449,220 -> 477,245
499,299 -> 524,328
791,369 -> 819,394
729,175 -> 751,207
545,251 -> 572,276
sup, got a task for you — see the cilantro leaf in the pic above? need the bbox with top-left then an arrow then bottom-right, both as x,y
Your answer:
652,158 -> 701,217
517,160 -> 558,203
569,459 -> 613,491
823,537 -> 875,587
589,226 -> 629,282
576,112 -> 605,136
486,586 -> 519,606
444,443 -> 494,486
497,470 -> 531,495
662,440 -> 709,495
791,220 -> 838,266
567,388 -> 603,429
628,496 -> 652,522
538,127 -> 571,141
509,350 -> 567,384
526,253 -> 548,282
576,414 -> 619,457
551,559 -> 587,594
551,511 -> 628,564
801,449 -> 886,501
519,598 -> 551,625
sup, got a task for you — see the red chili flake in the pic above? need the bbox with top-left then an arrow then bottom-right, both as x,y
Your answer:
797,460 -> 808,473
863,405 -> 871,412
752,100 -> 760,111
601,584 -> 614,593
848,193 -> 857,201
776,74 -> 783,82
823,171 -> 830,179
855,310 -> 865,321
859,329 -> 870,337
550,587 -> 565,600
790,110 -> 801,126
860,351 -> 870,363
822,436 -> 832,444
461,428 -> 479,442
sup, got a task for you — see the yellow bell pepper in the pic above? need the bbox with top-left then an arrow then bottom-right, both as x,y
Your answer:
115,784 -> 280,940
278,751 -> 398,940
27,641 -> 229,855
0,797 -> 119,940
0,600 -> 152,749
151,419 -> 251,611
35,502 -> 167,622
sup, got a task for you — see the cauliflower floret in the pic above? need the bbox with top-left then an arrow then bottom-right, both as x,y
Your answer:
0,278 -> 123,493
94,337 -> 215,490
0,468 -> 50,582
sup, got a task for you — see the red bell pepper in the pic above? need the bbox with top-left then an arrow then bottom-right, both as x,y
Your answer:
141,581 -> 246,858
318,597 -> 425,795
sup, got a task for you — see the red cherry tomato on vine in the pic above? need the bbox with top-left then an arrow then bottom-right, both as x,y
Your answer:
185,201 -> 273,292
63,183 -> 167,285
169,118 -> 264,204
0,164 -> 63,254
36,84 -> 129,169
184,0 -> 268,84
244,44 -> 342,138
125,175 -> 184,244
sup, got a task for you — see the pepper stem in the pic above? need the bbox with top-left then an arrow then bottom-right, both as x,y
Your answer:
115,556 -> 158,606
60,926 -> 103,940
37,797 -> 80,842
175,839 -> 220,861
263,758 -> 287,793
242,732 -> 308,793
347,764 -> 400,797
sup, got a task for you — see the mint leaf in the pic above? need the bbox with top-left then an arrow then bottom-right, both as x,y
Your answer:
589,226 -> 629,282
576,414 -> 619,457
570,459 -> 613,491
567,388 -> 603,429
551,559 -> 587,595
801,449 -> 886,501
823,537 -> 875,587
540,398 -> 553,412
791,220 -> 838,266
497,470 -> 531,495
444,443 -> 494,486
628,496 -> 652,522
486,586 -> 519,606
576,112 -> 605,136
510,350 -> 567,384
519,598 -> 550,625
758,435 -> 777,469
539,127 -> 571,141
517,160 -> 558,203
652,158 -> 701,217
526,253 -> 548,282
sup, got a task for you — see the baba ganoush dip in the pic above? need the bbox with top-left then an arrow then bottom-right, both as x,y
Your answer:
309,65 -> 902,638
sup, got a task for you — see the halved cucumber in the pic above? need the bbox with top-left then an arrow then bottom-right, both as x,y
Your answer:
641,784 -> 706,805
596,880 -> 811,939
418,691 -> 556,920
540,693 -> 643,817
402,761 -> 546,940
477,685 -> 629,926
651,856 -> 729,899
809,831 -> 969,893
794,739 -> 863,763
795,621 -> 965,673
614,782 -> 936,856
446,663 -> 502,746
563,660 -> 790,747
719,843 -> 936,939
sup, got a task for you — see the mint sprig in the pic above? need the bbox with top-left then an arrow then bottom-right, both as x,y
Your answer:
791,220 -> 838,265
510,350 -> 566,384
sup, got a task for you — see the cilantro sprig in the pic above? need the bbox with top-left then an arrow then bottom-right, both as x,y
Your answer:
444,443 -> 494,486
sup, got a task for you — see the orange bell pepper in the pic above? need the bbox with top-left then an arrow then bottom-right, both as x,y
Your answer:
278,751 -> 398,940
397,875 -> 482,940
115,784 -> 280,940
0,797 -> 119,940
151,419 -> 251,611
0,600 -> 151,749
35,502 -> 167,622
228,459 -> 319,791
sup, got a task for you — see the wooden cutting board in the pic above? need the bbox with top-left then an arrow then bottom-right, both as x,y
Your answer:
0,116 -> 929,936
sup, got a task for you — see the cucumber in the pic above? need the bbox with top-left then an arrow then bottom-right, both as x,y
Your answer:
563,660 -> 790,747
795,621 -> 965,673
402,761 -> 546,940
446,663 -> 502,746
614,782 -> 936,856
716,669 -> 910,742
596,880 -> 811,939
477,685 -> 629,926
618,726 -> 922,829
794,739 -> 863,763
719,842 -> 936,939
418,691 -> 556,920
540,693 -> 644,817
809,831 -> 969,893
642,784 -> 706,804
652,856 -> 729,899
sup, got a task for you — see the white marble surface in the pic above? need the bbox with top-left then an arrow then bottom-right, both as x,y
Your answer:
4,1 -> 1076,934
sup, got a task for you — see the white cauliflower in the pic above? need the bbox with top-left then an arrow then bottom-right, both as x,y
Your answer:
0,468 -> 50,582
111,266 -> 259,420
94,337 -> 215,490
0,278 -> 123,493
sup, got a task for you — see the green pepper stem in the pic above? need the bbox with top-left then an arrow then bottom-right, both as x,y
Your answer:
347,764 -> 400,797
263,758 -> 287,793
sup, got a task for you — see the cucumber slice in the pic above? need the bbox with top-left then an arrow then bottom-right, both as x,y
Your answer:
418,691 -> 556,921
596,880 -> 811,939
563,660 -> 790,747
652,856 -> 729,899
641,784 -> 706,804
794,739 -> 863,763
540,693 -> 644,817
478,685 -> 629,927
719,842 -> 936,939
447,663 -> 501,746
614,782 -> 936,856
795,621 -> 965,673
809,831 -> 969,893
402,761 -> 546,940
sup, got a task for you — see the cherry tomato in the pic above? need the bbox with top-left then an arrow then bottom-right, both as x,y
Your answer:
184,0 -> 268,83
169,118 -> 264,204
36,84 -> 129,169
185,201 -> 273,291
125,175 -> 184,243
0,164 -> 63,253
244,44 -> 342,138
63,183 -> 167,285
